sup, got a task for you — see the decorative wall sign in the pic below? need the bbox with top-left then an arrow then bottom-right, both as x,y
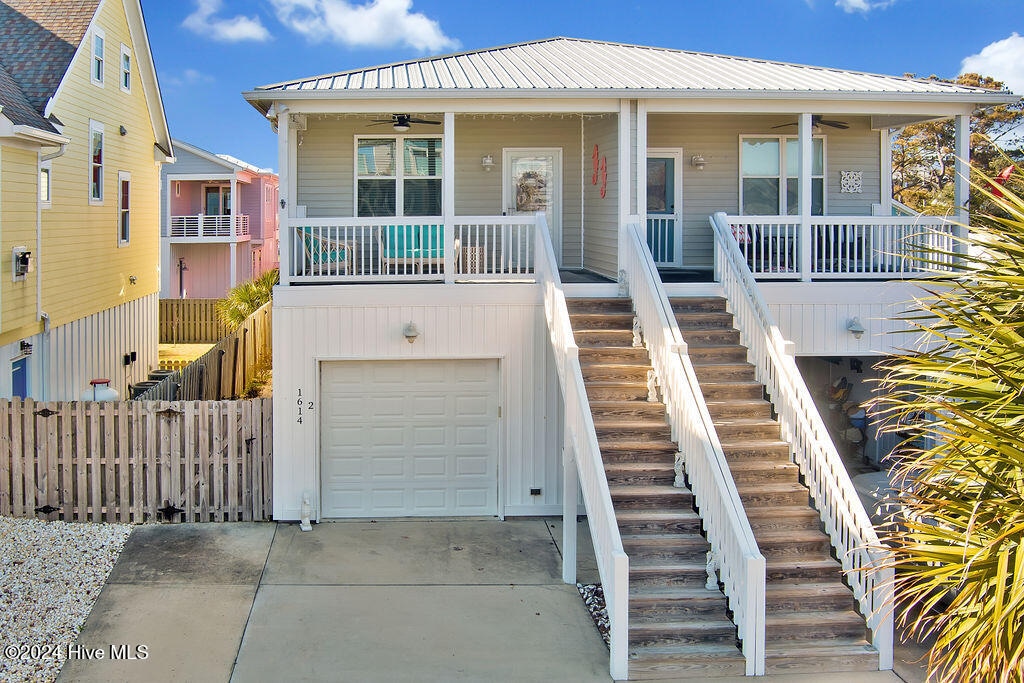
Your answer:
591,144 -> 608,198
840,170 -> 863,194
599,156 -> 608,198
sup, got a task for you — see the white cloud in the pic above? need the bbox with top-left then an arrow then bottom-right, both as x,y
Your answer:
183,0 -> 271,42
835,0 -> 894,13
962,33 -> 1024,96
163,69 -> 216,89
270,0 -> 458,52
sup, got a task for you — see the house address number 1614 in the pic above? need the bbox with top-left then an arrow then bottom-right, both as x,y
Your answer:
296,388 -> 314,424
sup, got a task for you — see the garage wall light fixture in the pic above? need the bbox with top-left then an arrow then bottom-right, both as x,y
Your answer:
847,317 -> 866,340
403,321 -> 420,344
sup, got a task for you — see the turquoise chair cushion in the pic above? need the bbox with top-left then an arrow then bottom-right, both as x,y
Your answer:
302,228 -> 346,265
419,224 -> 444,259
384,225 -> 417,259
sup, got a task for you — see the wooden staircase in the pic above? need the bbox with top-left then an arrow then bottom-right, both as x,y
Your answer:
568,298 -> 747,680
671,296 -> 879,674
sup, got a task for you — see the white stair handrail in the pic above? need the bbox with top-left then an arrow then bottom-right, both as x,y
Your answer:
710,211 -> 895,670
624,221 -> 766,676
535,214 -> 629,681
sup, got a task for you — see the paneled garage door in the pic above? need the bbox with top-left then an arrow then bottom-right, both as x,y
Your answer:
320,359 -> 499,518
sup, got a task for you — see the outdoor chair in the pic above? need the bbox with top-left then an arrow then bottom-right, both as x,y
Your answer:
299,227 -> 350,276
378,224 -> 456,274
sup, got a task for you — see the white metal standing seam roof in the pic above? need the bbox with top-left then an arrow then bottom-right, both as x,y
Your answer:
250,37 -> 1015,101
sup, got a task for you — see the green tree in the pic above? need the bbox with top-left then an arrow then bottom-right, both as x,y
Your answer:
871,169 -> 1024,682
216,268 -> 278,329
892,73 -> 1023,214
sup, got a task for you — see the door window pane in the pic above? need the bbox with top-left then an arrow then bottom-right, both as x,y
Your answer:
647,159 -> 673,213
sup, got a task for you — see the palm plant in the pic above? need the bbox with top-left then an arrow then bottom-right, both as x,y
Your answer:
871,169 -> 1024,682
216,268 -> 279,329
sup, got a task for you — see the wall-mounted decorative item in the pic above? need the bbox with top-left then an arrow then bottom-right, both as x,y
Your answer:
840,170 -> 863,193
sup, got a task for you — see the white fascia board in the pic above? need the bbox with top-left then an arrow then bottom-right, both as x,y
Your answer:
277,97 -> 623,115
644,98 -> 982,116
166,173 -> 235,182
171,139 -> 242,170
122,0 -> 172,155
11,124 -> 71,146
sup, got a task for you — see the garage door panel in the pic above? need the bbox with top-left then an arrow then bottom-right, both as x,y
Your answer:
321,360 -> 499,518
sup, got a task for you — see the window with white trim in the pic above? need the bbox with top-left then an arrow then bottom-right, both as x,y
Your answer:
740,136 -> 824,215
89,120 -> 104,203
91,29 -> 105,86
118,171 -> 130,245
39,161 -> 52,208
119,44 -> 131,93
355,137 -> 442,217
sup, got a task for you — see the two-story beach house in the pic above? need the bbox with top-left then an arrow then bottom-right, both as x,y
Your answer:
0,0 -> 172,400
244,38 -> 1016,680
160,138 -> 279,299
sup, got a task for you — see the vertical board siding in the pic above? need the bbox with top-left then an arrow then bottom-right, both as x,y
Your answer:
0,398 -> 272,522
272,286 -> 560,520
159,298 -> 231,343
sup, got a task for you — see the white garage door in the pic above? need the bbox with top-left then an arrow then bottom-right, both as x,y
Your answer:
320,359 -> 499,518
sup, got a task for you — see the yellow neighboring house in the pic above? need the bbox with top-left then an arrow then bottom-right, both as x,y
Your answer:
0,0 -> 172,399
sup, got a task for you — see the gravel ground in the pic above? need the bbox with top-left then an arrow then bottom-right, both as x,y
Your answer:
0,517 -> 132,683
577,583 -> 610,646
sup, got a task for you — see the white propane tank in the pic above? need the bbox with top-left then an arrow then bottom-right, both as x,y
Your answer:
81,378 -> 119,401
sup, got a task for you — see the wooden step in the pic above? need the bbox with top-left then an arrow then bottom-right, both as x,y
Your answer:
764,640 -> 879,675
584,381 -> 649,402
615,509 -> 702,535
676,327 -> 741,346
629,619 -> 737,648
599,441 -> 678,464
566,297 -> 633,314
737,482 -> 809,507
718,438 -> 791,461
589,400 -> 668,421
764,582 -> 857,613
726,460 -> 800,484
605,462 -> 675,486
685,344 -> 749,364
569,312 -> 634,330
629,562 -> 709,589
704,398 -> 773,420
765,557 -> 844,583
628,643 -> 747,680
611,484 -> 693,510
581,363 -> 650,383
674,311 -> 735,330
691,362 -> 757,382
669,297 -> 728,313
629,587 -> 730,620
710,417 -> 780,441
573,329 -> 635,347
698,381 -> 764,401
578,346 -> 650,365
621,534 -> 710,563
765,610 -> 868,642
753,529 -> 833,559
745,506 -> 823,532
595,420 -> 673,442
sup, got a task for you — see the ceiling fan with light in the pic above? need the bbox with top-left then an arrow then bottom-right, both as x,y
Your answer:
369,114 -> 442,132
772,115 -> 849,130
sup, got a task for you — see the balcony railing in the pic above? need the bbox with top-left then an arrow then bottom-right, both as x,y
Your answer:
721,214 -> 957,280
168,215 -> 251,238
286,216 -> 537,284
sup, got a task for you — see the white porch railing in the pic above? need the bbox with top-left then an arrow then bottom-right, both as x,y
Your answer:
285,216 -> 536,284
536,215 -> 629,681
723,214 -> 956,280
624,220 -> 766,676
711,212 -> 895,670
168,214 -> 250,238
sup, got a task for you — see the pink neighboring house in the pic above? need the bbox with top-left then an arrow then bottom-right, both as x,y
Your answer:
160,138 -> 279,299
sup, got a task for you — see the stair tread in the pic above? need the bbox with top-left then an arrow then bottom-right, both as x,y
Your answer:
612,484 -> 690,496
601,440 -> 678,450
630,586 -> 727,600
756,528 -> 830,542
606,462 -> 674,471
622,533 -> 709,544
711,417 -> 779,426
630,643 -> 743,658
629,560 -> 707,571
766,610 -> 866,626
719,437 -> 790,447
765,581 -> 853,596
766,557 -> 841,569
764,640 -> 875,656
736,481 -> 807,493
630,619 -> 736,632
726,460 -> 797,471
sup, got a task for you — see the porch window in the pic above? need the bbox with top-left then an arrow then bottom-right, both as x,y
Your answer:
356,137 -> 441,217
89,120 -> 104,203
91,29 -> 104,86
740,137 -> 824,215
118,171 -> 130,245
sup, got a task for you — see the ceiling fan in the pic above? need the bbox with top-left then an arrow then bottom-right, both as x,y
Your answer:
772,115 -> 849,130
369,114 -> 441,131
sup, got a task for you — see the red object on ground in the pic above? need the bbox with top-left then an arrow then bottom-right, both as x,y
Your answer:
991,165 -> 1015,198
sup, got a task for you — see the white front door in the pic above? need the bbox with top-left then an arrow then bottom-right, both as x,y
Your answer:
320,359 -> 500,518
504,149 -> 562,265
646,149 -> 683,267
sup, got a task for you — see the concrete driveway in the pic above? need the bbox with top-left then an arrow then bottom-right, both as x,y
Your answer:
58,518 -> 610,683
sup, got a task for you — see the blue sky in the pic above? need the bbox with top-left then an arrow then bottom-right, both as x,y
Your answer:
143,0 -> 1021,172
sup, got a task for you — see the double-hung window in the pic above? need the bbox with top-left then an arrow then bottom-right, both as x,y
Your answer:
39,161 -> 52,208
91,29 -> 104,86
356,137 -> 442,217
119,44 -> 131,93
89,120 -> 104,203
740,136 -> 824,215
118,172 -> 131,245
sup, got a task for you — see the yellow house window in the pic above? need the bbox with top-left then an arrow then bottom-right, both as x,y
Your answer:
118,171 -> 131,245
91,29 -> 105,86
119,44 -> 131,93
89,120 -> 104,204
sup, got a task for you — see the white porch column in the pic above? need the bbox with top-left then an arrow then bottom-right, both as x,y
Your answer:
617,99 -> 633,271
637,100 -> 648,240
229,176 -> 239,289
277,104 -> 291,286
954,113 -> 970,256
561,427 -> 578,585
443,112 -> 455,284
879,129 -> 894,215
798,113 -> 813,281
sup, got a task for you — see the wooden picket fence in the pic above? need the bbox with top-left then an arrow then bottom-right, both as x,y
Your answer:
160,298 -> 231,343
0,398 -> 272,523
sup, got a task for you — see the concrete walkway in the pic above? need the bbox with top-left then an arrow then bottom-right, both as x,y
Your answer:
58,519 -> 926,683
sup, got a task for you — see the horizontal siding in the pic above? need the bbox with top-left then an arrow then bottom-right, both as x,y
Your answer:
271,285 -> 561,520
1,145 -> 40,337
648,113 -> 882,269
583,114 -> 619,278
42,0 -> 162,329
162,242 -> 252,299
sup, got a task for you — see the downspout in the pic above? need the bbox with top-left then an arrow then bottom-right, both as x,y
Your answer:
37,143 -> 65,401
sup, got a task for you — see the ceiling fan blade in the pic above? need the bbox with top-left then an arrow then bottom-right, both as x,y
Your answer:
407,117 -> 441,125
819,119 -> 850,129
771,122 -> 797,129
